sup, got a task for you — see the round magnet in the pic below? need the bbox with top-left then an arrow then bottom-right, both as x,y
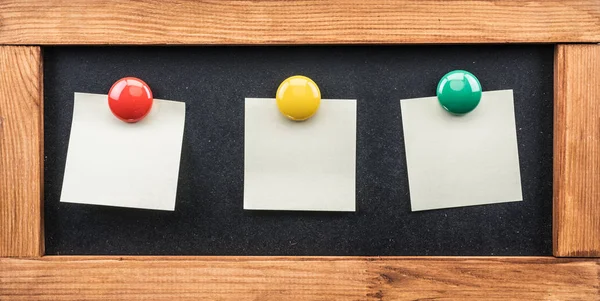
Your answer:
436,70 -> 482,115
108,77 -> 153,123
276,75 -> 321,121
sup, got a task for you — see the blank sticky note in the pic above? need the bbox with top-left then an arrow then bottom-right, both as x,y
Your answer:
400,90 -> 522,211
244,98 -> 356,211
60,93 -> 186,211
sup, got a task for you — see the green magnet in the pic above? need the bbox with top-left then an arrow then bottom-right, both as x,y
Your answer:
436,70 -> 482,115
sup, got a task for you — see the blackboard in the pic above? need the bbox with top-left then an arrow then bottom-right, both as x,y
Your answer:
43,45 -> 553,256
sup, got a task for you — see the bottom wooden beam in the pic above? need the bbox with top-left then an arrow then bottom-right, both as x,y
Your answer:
0,256 -> 598,300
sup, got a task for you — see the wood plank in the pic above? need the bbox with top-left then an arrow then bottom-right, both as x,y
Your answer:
0,46 -> 43,257
0,257 -> 598,300
0,0 -> 599,45
554,44 -> 600,257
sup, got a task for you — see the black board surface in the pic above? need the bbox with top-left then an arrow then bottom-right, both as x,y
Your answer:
44,45 -> 553,255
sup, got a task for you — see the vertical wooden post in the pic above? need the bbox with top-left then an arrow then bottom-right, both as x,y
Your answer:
0,46 -> 44,257
554,44 -> 600,257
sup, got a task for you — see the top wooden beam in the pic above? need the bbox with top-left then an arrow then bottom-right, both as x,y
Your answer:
0,0 -> 599,45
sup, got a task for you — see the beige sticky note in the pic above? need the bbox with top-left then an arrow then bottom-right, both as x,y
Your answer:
60,93 -> 186,211
244,98 -> 356,211
400,90 -> 522,211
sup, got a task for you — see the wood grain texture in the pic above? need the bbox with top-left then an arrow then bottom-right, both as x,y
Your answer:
0,256 -> 598,300
554,45 -> 600,257
0,46 -> 43,257
0,0 -> 599,45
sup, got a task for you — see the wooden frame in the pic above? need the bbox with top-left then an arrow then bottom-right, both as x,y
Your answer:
1,1 -> 599,299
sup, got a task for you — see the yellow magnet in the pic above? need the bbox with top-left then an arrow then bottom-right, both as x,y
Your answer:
276,75 -> 321,121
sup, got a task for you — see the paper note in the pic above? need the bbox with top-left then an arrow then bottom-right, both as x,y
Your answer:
244,98 -> 356,211
400,90 -> 522,211
60,93 -> 186,211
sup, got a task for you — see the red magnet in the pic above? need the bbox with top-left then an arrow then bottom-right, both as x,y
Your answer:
108,77 -> 153,123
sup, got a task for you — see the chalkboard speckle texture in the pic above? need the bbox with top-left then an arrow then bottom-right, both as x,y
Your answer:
44,45 -> 553,256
